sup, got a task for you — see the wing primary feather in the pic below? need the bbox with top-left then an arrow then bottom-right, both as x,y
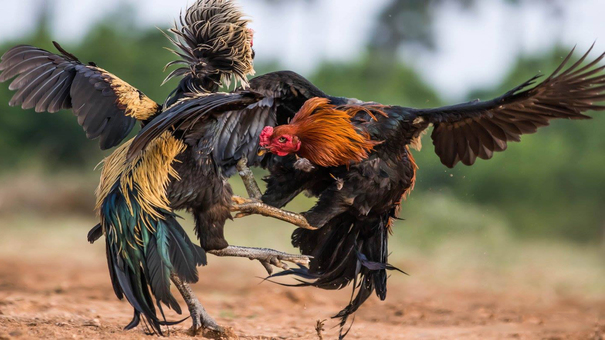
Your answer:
0,44 -> 157,149
52,41 -> 80,62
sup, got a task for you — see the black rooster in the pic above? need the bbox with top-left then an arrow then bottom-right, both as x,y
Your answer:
0,0 -> 310,335
253,46 -> 605,337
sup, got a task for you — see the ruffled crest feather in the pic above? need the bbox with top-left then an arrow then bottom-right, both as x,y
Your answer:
163,0 -> 255,88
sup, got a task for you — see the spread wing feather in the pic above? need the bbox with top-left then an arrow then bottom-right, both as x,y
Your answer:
127,91 -> 265,160
414,46 -> 605,168
0,42 -> 160,149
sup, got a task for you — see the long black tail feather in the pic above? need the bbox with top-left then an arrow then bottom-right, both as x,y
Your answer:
108,240 -> 164,334
273,212 -> 404,338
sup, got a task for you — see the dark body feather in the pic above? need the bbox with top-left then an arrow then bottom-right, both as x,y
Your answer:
168,147 -> 234,250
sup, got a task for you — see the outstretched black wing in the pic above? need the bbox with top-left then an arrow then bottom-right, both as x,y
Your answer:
128,90 -> 265,160
0,43 -> 161,149
129,70 -> 331,175
413,46 -> 605,168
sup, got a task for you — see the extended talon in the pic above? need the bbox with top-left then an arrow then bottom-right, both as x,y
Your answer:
231,195 -> 255,206
258,259 -> 275,275
269,256 -> 290,270
231,196 -> 258,218
211,246 -> 310,276
256,257 -> 289,275
255,255 -> 300,275
233,158 -> 318,230
231,195 -> 245,205
229,196 -> 318,230
267,252 -> 310,267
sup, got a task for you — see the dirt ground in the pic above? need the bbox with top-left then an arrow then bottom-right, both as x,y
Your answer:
0,217 -> 603,340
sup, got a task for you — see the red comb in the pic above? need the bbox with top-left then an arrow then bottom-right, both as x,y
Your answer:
259,126 -> 273,146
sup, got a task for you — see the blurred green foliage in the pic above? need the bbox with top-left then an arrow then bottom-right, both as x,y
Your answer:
0,9 -> 603,245
370,0 -> 561,53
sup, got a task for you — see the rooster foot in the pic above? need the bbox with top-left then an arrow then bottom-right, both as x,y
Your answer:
209,245 -> 311,275
230,196 -> 317,230
170,274 -> 233,338
188,299 -> 225,336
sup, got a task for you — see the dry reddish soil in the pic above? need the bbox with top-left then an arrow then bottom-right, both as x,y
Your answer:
0,256 -> 603,340
0,218 -> 603,340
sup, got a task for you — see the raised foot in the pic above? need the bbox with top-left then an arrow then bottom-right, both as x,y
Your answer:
230,196 -> 317,230
209,245 -> 311,275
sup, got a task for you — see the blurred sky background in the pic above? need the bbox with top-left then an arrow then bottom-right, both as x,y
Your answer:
2,0 -> 605,99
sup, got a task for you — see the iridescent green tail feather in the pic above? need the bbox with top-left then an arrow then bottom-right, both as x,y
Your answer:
99,182 -> 206,334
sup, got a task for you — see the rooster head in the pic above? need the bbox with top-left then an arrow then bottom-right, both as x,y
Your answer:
258,98 -> 379,167
259,126 -> 301,157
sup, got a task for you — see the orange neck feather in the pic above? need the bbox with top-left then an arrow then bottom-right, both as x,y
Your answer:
280,97 -> 379,167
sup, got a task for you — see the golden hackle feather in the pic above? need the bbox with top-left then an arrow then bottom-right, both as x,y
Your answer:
99,68 -> 160,120
95,132 -> 186,224
95,142 -> 130,215
284,97 -> 379,167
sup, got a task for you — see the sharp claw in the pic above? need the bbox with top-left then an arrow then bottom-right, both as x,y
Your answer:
202,327 -> 233,339
188,304 -> 224,337
188,326 -> 202,336
232,196 -> 261,204
255,255 -> 301,273
231,195 -> 246,205
268,256 -> 290,270
260,261 -> 273,275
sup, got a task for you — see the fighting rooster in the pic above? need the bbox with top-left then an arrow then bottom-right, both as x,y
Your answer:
128,47 -> 605,335
254,47 -> 605,336
0,0 -> 310,336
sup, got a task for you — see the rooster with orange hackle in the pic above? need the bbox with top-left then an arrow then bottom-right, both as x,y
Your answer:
252,46 -> 605,337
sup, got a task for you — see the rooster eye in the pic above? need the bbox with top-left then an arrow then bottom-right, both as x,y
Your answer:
278,137 -> 287,143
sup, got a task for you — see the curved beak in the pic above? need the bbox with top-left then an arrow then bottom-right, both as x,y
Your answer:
257,147 -> 267,156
